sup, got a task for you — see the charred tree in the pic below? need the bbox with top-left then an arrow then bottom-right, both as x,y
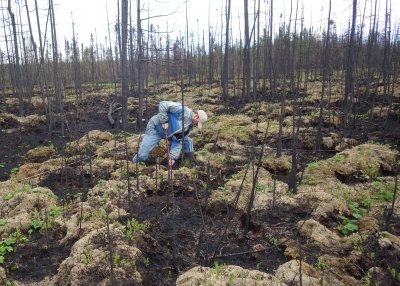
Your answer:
316,0 -> 332,152
242,0 -> 250,100
221,0 -> 231,101
7,0 -> 23,116
120,0 -> 129,130
136,0 -> 144,131
344,0 -> 357,127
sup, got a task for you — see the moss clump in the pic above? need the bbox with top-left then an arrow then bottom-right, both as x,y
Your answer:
25,145 -> 55,163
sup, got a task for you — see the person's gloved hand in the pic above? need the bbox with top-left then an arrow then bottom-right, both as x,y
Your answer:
162,122 -> 169,130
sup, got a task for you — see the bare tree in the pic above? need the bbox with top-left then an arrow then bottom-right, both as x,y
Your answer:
316,0 -> 332,152
344,0 -> 357,125
242,0 -> 250,99
136,0 -> 144,131
7,0 -> 23,116
106,0 -> 118,95
71,19 -> 82,100
34,0 -> 53,132
49,0 -> 64,136
221,0 -> 231,100
24,0 -> 39,110
120,0 -> 129,130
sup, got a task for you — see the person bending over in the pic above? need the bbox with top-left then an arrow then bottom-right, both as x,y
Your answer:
132,101 -> 208,167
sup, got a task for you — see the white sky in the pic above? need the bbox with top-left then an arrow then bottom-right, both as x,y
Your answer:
51,0 -> 399,46
2,0 -> 400,49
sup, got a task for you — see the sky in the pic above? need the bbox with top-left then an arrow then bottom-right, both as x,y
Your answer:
50,0 -> 399,46
2,0 -> 400,49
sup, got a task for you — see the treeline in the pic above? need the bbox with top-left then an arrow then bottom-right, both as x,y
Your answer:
0,0 -> 399,132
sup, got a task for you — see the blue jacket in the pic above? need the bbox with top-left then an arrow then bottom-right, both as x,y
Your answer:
154,101 -> 193,159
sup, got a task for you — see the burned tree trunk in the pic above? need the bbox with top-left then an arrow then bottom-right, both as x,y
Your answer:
7,0 -> 23,116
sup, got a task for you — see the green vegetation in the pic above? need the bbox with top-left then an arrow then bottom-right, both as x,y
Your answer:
113,253 -> 128,267
143,257 -> 150,267
307,160 -> 323,171
255,181 -> 266,192
197,148 -> 209,156
332,154 -> 344,161
338,199 -> 370,235
114,130 -> 135,139
80,249 -> 94,265
211,261 -> 223,277
334,175 -> 396,236
125,218 -> 150,240
315,256 -> 331,270
371,177 -> 395,202
29,206 -> 61,234
388,267 -> 400,282
338,215 -> 359,235
302,175 -> 322,185
2,184 -> 57,202
0,229 -> 29,265
216,186 -> 229,202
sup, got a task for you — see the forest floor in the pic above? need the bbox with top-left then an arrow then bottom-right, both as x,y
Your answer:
0,82 -> 399,285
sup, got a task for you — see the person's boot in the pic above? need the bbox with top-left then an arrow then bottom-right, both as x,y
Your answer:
182,152 -> 196,167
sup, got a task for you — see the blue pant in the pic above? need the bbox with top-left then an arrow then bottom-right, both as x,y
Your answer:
132,117 -> 193,162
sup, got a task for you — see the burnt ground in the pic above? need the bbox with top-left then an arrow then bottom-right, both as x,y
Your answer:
3,174 -> 309,285
1,87 -> 400,285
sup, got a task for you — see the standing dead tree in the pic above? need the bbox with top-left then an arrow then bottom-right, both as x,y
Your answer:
136,0 -> 144,131
120,0 -> 129,130
315,0 -> 332,152
7,0 -> 23,116
49,0 -> 64,136
343,0 -> 357,130
34,0 -> 53,133
242,0 -> 250,100
221,0 -> 231,101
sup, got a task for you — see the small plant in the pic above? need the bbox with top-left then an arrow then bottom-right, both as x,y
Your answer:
363,271 -> 372,286
197,148 -> 209,156
307,160 -> 323,171
211,261 -> 223,277
372,180 -> 395,202
114,131 -> 134,140
315,256 -> 331,270
0,218 -> 6,226
302,175 -> 320,185
338,216 -> 358,235
30,218 -> 44,232
217,186 -> 229,202
333,154 -> 344,161
353,235 -> 365,252
255,181 -> 266,192
0,238 -> 14,264
113,253 -> 128,267
0,162 -> 5,168
82,249 -> 94,264
125,218 -> 150,240
368,252 -> 375,259
143,257 -> 150,267
269,236 -> 279,246
347,201 -> 368,219
43,206 -> 62,230
0,229 -> 29,265
388,267 -> 400,282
